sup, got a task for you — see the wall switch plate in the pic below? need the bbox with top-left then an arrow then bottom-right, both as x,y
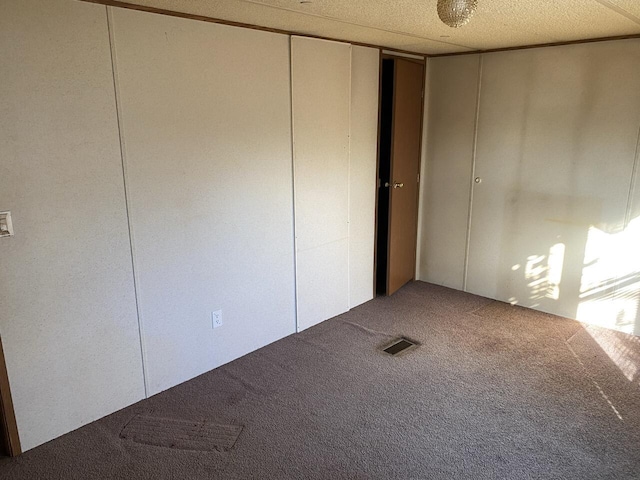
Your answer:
212,310 -> 223,329
0,212 -> 14,237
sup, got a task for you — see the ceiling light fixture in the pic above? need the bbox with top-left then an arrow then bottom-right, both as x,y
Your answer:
437,0 -> 478,28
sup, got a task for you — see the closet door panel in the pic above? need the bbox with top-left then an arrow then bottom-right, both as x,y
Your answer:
467,41 -> 640,328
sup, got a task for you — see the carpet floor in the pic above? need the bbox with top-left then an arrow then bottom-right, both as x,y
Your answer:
2,281 -> 640,479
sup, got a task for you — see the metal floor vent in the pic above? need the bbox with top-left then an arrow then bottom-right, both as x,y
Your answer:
382,338 -> 418,356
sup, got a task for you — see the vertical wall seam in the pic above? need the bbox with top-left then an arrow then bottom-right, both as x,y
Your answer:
347,45 -> 353,309
462,54 -> 484,291
106,6 -> 149,397
624,123 -> 640,228
289,37 -> 300,333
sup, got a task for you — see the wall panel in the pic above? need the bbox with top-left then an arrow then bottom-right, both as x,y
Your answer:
0,0 -> 145,450
291,37 -> 352,331
349,46 -> 379,308
111,8 -> 296,395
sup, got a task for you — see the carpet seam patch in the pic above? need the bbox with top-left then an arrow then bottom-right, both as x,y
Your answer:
120,415 -> 243,452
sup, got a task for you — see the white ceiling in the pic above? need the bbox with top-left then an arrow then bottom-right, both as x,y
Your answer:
109,0 -> 640,54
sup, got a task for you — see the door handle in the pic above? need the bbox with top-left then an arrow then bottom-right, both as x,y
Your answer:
384,182 -> 404,189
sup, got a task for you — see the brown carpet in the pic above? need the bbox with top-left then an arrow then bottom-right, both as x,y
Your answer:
2,281 -> 640,479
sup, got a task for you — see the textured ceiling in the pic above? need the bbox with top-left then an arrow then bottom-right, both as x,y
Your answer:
105,0 -> 640,54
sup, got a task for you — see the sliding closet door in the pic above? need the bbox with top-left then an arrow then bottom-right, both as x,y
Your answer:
418,55 -> 480,290
467,41 -> 640,324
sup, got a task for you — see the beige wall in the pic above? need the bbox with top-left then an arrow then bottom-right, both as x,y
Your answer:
418,40 -> 640,336
1,0 -> 381,450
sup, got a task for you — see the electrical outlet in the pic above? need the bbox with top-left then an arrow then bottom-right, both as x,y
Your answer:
212,310 -> 223,329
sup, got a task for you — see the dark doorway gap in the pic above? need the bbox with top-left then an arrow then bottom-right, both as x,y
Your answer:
376,58 -> 395,296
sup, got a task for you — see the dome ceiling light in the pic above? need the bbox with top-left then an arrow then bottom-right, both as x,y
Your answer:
437,0 -> 478,28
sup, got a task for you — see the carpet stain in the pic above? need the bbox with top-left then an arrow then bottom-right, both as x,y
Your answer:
471,300 -> 521,319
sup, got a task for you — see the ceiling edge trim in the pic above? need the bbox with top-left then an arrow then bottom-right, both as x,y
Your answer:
79,0 -> 440,56
429,34 -> 640,58
237,0 -> 472,50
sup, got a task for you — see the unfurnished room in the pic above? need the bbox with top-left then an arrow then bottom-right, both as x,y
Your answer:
1,0 -> 640,478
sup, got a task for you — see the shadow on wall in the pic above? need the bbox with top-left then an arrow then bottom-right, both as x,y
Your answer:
497,191 -> 640,338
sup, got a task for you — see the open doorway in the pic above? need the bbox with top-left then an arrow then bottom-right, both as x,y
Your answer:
376,57 -> 395,296
375,55 -> 425,296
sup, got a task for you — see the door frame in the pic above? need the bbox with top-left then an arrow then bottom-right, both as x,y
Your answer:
373,52 -> 426,296
0,337 -> 21,457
